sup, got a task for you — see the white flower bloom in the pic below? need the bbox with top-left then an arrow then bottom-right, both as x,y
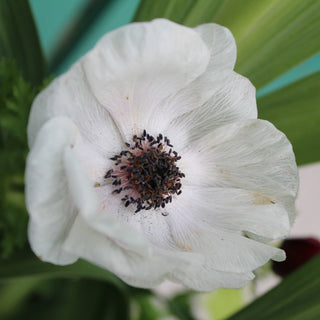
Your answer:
25,19 -> 298,291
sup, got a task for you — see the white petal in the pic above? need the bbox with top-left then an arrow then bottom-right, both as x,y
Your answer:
26,117 -> 152,265
165,71 -> 257,149
166,204 -> 285,274
194,23 -> 237,72
26,117 -> 81,264
82,19 -> 210,140
95,186 -> 176,250
63,215 -> 182,288
181,119 -> 298,223
175,186 -> 290,240
73,140 -> 112,185
170,269 -> 254,292
147,23 -> 238,143
153,23 -> 237,147
27,63 -> 123,157
94,186 -> 205,266
63,151 -> 151,255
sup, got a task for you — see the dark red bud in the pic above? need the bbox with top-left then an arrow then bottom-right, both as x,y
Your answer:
272,237 -> 320,277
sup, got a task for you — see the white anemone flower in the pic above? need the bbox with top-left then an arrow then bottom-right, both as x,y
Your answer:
26,19 -> 298,291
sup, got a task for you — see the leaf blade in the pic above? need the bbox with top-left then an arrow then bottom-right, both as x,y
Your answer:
0,0 -> 45,84
206,0 -> 320,89
0,249 -> 126,292
134,0 -> 195,23
227,255 -> 320,320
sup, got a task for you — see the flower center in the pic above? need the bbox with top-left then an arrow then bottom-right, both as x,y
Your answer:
105,130 -> 185,213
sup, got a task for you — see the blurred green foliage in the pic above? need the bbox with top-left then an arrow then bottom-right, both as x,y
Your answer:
0,0 -> 45,84
168,292 -> 195,320
0,59 -> 36,258
0,0 -> 48,259
0,278 -> 130,320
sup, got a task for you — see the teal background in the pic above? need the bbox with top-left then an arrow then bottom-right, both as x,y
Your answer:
29,0 -> 320,97
29,0 -> 141,74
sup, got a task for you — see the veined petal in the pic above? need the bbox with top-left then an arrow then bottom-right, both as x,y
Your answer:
27,117 -> 152,264
145,23 -> 238,141
82,19 -> 210,141
165,71 -> 257,149
26,117 -> 81,264
63,149 -> 152,255
63,215 -> 182,288
181,119 -> 298,222
152,23 -> 237,147
92,185 -> 204,269
170,269 -> 254,292
27,63 -> 123,158
166,204 -> 285,274
174,186 -> 290,240
95,185 -> 176,250
194,23 -> 237,72
73,140 -> 112,185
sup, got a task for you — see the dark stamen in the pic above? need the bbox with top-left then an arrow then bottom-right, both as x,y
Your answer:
105,130 -> 185,214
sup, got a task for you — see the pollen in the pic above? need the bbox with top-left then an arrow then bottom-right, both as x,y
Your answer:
105,130 -> 185,213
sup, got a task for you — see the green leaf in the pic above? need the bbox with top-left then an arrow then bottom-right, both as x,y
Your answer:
0,0 -> 45,84
45,279 -> 130,320
226,0 -> 320,90
134,0 -> 215,24
257,71 -> 320,165
0,251 -> 132,319
134,0 -> 320,90
0,249 -> 126,292
0,278 -> 130,320
167,292 -> 195,320
0,277 -> 43,319
134,296 -> 166,320
227,255 -> 320,320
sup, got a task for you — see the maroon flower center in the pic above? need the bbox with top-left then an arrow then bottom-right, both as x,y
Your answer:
105,130 -> 185,213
